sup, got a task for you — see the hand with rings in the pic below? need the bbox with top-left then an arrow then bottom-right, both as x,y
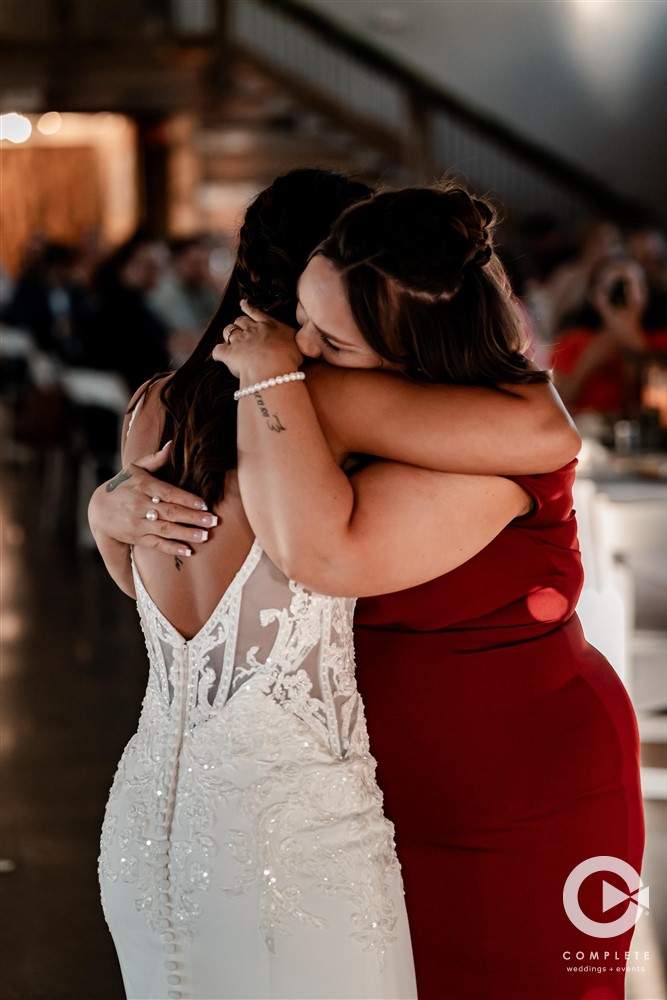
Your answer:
145,495 -> 161,520
88,442 -> 219,560
213,300 -> 303,379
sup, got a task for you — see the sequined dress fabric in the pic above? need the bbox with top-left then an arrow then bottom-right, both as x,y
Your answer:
99,540 -> 416,1000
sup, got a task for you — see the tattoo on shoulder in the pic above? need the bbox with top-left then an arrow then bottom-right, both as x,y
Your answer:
254,392 -> 287,433
174,555 -> 183,571
106,468 -> 132,492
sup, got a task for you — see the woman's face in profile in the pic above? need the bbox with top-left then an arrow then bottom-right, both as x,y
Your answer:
294,255 -> 385,370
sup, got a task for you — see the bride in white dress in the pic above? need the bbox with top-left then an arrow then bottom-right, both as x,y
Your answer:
98,484 -> 414,1000
94,170 -> 416,1000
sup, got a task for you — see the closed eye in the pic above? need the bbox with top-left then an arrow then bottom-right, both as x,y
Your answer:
318,332 -> 342,353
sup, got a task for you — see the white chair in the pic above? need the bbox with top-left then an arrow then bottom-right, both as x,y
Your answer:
590,490 -> 667,710
573,478 -> 632,688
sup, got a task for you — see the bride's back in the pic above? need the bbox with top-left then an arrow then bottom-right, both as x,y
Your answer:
125,379 -> 255,640
120,377 -> 364,761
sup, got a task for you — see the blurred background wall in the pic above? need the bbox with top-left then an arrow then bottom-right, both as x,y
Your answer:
2,0 -> 665,260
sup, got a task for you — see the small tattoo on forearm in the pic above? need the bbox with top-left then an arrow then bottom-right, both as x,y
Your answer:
106,468 -> 132,492
254,392 -> 286,432
254,392 -> 271,420
174,555 -> 183,571
268,414 -> 286,432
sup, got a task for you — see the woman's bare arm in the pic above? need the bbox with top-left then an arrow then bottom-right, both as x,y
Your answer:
213,317 -> 529,596
229,302 -> 579,472
305,364 -> 579,473
91,302 -> 578,561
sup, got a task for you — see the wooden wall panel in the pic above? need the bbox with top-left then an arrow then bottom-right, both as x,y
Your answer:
0,146 -> 102,275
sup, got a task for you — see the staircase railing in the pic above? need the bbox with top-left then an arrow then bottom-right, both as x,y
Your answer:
224,0 -> 640,224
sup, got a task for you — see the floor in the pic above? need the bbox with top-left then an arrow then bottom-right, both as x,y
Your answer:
1,459 -> 141,999
0,456 -> 665,1000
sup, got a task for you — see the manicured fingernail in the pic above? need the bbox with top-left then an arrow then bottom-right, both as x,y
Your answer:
194,500 -> 208,510
177,547 -> 192,557
201,514 -> 218,527
193,530 -> 208,543
161,439 -> 173,450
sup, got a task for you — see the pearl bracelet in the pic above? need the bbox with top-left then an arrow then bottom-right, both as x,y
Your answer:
233,371 -> 305,401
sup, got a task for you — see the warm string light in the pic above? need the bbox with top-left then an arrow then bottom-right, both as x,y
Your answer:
37,111 -> 62,135
0,113 -> 32,143
0,111 -> 64,142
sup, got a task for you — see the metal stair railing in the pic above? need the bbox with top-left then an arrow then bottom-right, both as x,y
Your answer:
223,0 -> 640,224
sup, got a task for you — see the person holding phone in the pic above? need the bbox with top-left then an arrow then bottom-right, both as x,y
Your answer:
551,255 -> 667,414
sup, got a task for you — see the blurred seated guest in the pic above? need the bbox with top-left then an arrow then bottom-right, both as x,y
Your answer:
626,223 -> 667,330
148,235 -> 219,367
0,262 -> 14,309
516,213 -> 577,347
2,242 -> 89,362
551,256 -> 667,415
18,231 -> 47,274
77,227 -> 107,285
532,219 -> 622,341
80,231 -> 169,393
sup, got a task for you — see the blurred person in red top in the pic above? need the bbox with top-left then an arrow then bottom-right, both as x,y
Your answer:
551,255 -> 667,415
530,218 -> 622,342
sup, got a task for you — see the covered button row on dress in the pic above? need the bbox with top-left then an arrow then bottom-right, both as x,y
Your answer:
155,920 -> 182,997
158,643 -> 190,999
160,925 -> 182,997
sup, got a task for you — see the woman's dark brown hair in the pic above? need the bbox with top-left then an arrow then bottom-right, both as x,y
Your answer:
146,169 -> 373,508
316,183 -> 550,386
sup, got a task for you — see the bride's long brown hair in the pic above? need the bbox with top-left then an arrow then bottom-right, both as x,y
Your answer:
144,169 -> 373,508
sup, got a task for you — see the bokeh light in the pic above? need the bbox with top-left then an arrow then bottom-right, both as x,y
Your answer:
0,113 -> 32,143
37,111 -> 62,135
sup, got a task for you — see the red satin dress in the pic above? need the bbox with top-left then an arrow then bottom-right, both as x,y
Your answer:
354,462 -> 645,1000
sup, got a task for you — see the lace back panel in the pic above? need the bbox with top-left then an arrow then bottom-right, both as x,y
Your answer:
131,540 -> 363,759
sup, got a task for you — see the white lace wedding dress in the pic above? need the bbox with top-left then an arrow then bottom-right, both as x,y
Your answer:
99,539 -> 417,999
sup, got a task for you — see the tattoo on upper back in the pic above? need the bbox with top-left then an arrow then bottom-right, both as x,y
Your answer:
254,392 -> 286,432
106,468 -> 132,492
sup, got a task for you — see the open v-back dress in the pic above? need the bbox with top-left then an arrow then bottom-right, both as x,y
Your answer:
99,540 -> 416,1000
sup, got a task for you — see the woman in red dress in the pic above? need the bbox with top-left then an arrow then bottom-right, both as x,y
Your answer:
352,464 -> 643,999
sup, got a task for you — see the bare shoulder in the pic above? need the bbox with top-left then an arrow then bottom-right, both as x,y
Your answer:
124,374 -> 172,463
127,372 -> 174,412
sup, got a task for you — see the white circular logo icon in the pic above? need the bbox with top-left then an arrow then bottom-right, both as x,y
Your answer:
563,856 -> 649,938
